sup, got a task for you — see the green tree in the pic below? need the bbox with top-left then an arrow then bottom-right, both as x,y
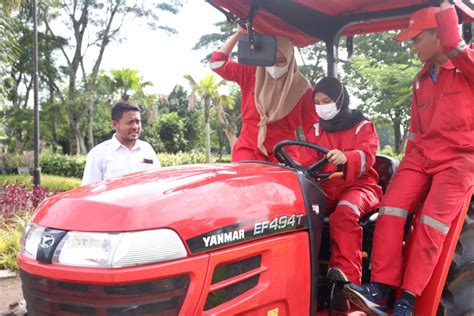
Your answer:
2,0 -> 65,152
43,0 -> 182,154
98,68 -> 152,104
166,85 -> 202,151
185,74 -> 226,162
156,112 -> 187,153
193,21 -> 236,64
214,93 -> 237,152
0,0 -> 22,103
343,32 -> 420,154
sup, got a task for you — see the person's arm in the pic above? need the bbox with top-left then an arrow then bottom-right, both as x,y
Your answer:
149,144 -> 161,167
436,1 -> 474,79
81,149 -> 103,186
300,88 -> 319,134
405,89 -> 419,155
210,27 -> 248,82
220,26 -> 247,55
342,121 -> 379,183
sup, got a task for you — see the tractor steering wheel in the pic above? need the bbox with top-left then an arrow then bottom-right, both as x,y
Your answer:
273,140 -> 343,180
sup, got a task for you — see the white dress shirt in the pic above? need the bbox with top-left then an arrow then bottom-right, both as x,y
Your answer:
81,134 -> 160,186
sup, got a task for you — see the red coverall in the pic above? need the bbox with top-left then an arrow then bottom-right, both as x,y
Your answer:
371,8 -> 474,296
210,51 -> 316,163
299,120 -> 383,283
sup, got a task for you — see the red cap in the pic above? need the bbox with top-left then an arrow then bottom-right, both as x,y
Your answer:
394,7 -> 441,42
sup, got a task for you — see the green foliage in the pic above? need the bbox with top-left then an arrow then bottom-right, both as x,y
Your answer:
0,174 -> 80,192
193,21 -> 237,64
156,112 -> 187,154
0,152 -> 31,168
379,145 -> 404,161
343,31 -> 421,154
0,213 -> 30,271
158,151 -> 231,167
299,42 -> 327,85
40,153 -> 86,178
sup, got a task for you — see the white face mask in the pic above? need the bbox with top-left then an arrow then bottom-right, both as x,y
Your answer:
265,65 -> 288,79
315,102 -> 340,120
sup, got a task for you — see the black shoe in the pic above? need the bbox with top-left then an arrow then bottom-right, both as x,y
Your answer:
344,283 -> 389,316
392,298 -> 414,316
327,267 -> 350,312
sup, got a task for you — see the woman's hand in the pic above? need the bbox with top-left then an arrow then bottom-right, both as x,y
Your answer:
440,0 -> 454,10
326,149 -> 347,165
237,25 -> 248,36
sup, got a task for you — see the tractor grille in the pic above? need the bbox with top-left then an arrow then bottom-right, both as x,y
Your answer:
204,255 -> 261,310
20,270 -> 189,315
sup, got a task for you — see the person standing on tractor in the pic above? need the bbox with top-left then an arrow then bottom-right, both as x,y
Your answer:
298,77 -> 383,312
210,26 -> 316,162
345,1 -> 474,315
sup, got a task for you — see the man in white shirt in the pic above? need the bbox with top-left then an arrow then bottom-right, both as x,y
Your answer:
81,102 -> 160,186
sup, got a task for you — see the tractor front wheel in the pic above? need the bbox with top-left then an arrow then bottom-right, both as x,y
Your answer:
438,198 -> 474,315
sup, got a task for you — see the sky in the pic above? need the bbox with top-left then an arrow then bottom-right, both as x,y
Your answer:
97,1 -> 224,96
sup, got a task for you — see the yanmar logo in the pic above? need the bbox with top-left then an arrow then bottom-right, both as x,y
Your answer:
203,229 -> 245,247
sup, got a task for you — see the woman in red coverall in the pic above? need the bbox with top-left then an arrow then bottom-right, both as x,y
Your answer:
298,77 -> 382,312
210,27 -> 315,162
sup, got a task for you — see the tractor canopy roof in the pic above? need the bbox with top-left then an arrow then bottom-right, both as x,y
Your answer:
208,0 -> 474,47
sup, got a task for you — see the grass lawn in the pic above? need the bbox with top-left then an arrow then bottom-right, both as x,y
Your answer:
0,174 -> 81,192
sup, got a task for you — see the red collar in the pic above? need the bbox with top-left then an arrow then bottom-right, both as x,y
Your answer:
420,59 -> 455,75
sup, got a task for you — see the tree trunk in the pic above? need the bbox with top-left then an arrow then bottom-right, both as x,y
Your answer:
393,119 -> 402,154
215,104 -> 237,153
204,98 -> 211,163
87,93 -> 94,151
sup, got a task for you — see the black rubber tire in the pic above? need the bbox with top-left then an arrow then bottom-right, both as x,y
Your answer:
438,198 -> 474,315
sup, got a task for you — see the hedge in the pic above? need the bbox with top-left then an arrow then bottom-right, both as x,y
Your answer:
40,153 -> 86,178
0,151 -> 228,179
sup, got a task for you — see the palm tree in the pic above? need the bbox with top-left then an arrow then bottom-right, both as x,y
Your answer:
185,74 -> 226,163
110,68 -> 152,102
215,94 -> 238,152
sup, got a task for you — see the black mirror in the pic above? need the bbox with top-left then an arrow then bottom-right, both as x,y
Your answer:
237,34 -> 276,66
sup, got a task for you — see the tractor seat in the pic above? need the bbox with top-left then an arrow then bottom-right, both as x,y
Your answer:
373,154 -> 399,194
358,155 -> 399,227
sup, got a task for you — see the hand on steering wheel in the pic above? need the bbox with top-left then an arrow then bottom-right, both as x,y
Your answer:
273,140 -> 344,180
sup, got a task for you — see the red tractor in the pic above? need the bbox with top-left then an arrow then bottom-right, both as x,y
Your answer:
18,1 -> 473,315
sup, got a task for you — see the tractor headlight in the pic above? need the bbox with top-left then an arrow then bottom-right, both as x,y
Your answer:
51,229 -> 188,268
21,223 -> 46,259
21,224 -> 188,268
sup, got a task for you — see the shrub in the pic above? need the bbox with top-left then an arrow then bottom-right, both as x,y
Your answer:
0,184 -> 55,223
158,151 -> 230,166
379,145 -> 404,161
0,213 -> 30,271
40,153 -> 86,178
0,152 -> 33,168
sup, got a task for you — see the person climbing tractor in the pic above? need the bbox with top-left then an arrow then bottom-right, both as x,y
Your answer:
210,26 -> 316,163
345,1 -> 474,315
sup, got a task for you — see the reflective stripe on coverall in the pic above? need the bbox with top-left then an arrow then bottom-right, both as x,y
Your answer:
371,7 -> 474,296
299,120 -> 383,284
210,51 -> 316,163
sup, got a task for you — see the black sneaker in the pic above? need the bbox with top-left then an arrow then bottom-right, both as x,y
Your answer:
344,283 -> 388,316
392,298 -> 413,316
327,267 -> 350,312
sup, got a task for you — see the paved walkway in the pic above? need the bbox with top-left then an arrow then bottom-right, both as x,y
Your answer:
0,275 -> 25,315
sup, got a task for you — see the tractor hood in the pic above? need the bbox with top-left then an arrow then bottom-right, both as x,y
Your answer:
32,163 -> 316,253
